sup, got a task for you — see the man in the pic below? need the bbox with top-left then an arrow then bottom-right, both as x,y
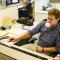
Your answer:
53,54 -> 60,60
9,8 -> 60,56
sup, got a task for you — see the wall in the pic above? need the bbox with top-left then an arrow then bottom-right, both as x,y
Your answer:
35,0 -> 49,11
52,3 -> 60,10
0,5 -> 18,26
35,11 -> 48,22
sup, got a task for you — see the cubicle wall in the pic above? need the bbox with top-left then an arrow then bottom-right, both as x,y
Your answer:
0,5 -> 18,20
0,5 -> 18,26
35,11 -> 48,22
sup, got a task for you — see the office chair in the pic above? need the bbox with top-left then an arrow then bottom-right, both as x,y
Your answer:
15,37 -> 37,46
18,2 -> 33,18
58,19 -> 60,25
17,16 -> 34,26
18,1 -> 34,26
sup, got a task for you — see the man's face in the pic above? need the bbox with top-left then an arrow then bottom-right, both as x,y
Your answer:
47,15 -> 59,27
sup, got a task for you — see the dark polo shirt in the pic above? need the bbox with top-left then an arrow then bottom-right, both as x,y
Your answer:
28,20 -> 60,53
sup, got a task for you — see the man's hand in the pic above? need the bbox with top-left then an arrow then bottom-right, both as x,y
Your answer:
36,47 -> 43,53
9,36 -> 20,44
8,31 -> 30,44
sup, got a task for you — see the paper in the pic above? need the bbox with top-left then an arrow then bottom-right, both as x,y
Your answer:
0,39 -> 14,47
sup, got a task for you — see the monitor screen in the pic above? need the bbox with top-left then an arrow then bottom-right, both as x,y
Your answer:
6,0 -> 19,6
12,0 -> 19,4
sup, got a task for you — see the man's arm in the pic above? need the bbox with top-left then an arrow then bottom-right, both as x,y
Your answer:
9,31 -> 31,44
9,20 -> 45,44
44,47 -> 56,52
36,47 -> 56,53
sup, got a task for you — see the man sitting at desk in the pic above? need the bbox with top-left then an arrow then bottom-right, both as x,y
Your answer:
9,8 -> 60,57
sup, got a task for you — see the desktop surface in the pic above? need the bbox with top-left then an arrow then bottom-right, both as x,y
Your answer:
0,43 -> 53,60
0,44 -> 43,60
0,24 -> 52,60
0,53 -> 16,60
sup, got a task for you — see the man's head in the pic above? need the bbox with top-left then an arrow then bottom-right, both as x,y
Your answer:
47,8 -> 60,27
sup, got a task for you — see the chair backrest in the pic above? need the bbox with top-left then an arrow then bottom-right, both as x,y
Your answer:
18,2 -> 33,18
23,2 -> 33,17
58,19 -> 60,25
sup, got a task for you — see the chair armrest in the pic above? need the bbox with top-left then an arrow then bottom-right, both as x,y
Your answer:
27,37 -> 37,44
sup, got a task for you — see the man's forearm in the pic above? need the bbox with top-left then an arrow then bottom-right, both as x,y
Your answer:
19,31 -> 31,40
43,47 -> 56,52
10,31 -> 31,44
36,47 -> 56,53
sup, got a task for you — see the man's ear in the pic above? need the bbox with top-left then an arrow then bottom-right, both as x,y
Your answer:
57,18 -> 60,21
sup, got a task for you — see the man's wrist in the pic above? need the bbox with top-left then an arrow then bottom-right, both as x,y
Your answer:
42,47 -> 44,53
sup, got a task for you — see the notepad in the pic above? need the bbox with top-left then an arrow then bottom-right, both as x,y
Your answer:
0,39 -> 14,47
0,31 -> 8,37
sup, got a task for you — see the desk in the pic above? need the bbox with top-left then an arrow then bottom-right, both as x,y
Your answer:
0,44 -> 40,60
0,44 -> 53,60
0,24 -> 52,60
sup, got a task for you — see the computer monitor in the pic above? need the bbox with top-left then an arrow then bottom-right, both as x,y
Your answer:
6,0 -> 19,6
12,0 -> 19,4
